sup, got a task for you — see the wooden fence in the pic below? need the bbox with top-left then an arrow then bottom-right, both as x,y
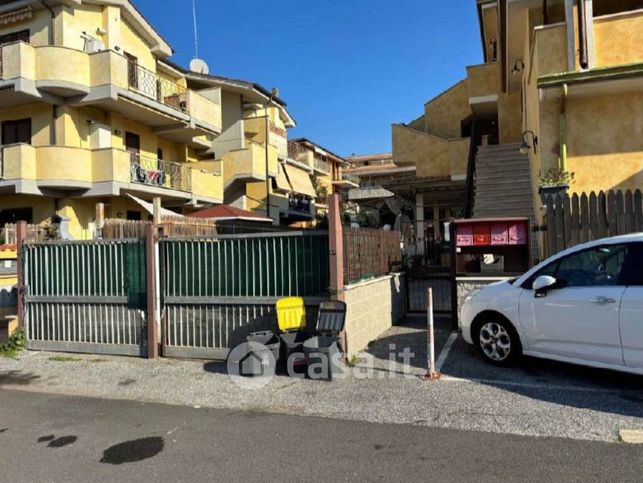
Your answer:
2,223 -> 47,245
543,189 -> 643,258
343,228 -> 402,285
102,216 -> 218,239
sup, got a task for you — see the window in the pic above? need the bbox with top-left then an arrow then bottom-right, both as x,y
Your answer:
619,243 -> 643,286
2,119 -> 31,145
126,211 -> 141,221
0,29 -> 29,45
0,207 -> 33,226
525,244 -> 631,289
523,259 -> 560,289
556,245 -> 628,287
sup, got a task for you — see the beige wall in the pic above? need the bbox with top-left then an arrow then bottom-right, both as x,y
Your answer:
424,80 -> 471,139
594,11 -> 643,68
344,273 -> 406,357
0,102 -> 52,146
392,124 -> 468,178
498,92 -> 522,144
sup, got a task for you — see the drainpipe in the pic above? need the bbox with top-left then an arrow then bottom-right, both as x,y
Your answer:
40,0 -> 55,46
577,0 -> 589,69
559,84 -> 568,172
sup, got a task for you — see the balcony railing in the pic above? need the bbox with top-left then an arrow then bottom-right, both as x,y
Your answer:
288,194 -> 314,214
287,140 -> 308,161
314,156 -> 330,173
127,60 -> 188,113
340,172 -> 360,185
130,154 -> 191,192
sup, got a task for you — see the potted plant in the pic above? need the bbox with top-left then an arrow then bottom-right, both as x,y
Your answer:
538,167 -> 575,204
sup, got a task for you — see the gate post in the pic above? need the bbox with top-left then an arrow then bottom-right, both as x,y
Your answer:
328,193 -> 345,301
328,193 -> 347,353
145,224 -> 159,358
16,220 -> 27,329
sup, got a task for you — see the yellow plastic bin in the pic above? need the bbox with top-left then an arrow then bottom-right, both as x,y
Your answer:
276,297 -> 309,372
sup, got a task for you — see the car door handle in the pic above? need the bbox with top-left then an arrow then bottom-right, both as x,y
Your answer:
589,296 -> 616,305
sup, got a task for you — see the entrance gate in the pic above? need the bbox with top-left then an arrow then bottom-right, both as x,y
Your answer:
22,239 -> 148,356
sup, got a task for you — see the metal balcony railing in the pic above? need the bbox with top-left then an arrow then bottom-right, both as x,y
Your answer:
340,172 -> 360,185
288,194 -> 313,214
287,140 -> 308,161
127,60 -> 188,113
130,154 -> 191,192
314,156 -> 330,173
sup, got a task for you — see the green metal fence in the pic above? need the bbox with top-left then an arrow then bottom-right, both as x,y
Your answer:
22,239 -> 148,356
162,232 -> 329,298
161,231 -> 329,359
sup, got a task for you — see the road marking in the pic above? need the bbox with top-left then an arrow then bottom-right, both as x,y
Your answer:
435,332 -> 458,372
439,375 -> 640,394
619,429 -> 643,444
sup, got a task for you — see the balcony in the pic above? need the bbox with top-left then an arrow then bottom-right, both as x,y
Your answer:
286,194 -> 315,218
466,62 -> 499,115
0,43 -> 222,140
392,124 -> 469,179
332,172 -> 360,189
222,140 -> 278,189
0,144 -> 222,203
594,9 -> 643,69
314,156 -> 330,174
129,154 -> 191,192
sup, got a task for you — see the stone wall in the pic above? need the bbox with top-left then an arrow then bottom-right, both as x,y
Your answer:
344,273 -> 406,357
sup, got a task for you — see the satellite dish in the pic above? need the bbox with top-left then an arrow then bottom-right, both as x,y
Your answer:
190,58 -> 209,75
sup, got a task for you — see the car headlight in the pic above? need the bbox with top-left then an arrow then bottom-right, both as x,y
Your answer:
464,287 -> 483,305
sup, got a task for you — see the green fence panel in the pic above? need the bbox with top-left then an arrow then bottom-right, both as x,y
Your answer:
162,232 -> 330,299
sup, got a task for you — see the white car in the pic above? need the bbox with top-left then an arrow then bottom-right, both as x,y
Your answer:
461,234 -> 643,375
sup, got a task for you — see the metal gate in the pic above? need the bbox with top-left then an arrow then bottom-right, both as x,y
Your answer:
161,231 -> 329,359
406,273 -> 453,313
23,239 -> 148,356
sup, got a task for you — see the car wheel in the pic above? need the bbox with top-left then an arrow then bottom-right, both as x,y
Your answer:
475,319 -> 521,365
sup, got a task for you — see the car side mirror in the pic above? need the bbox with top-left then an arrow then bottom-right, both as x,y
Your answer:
533,275 -> 557,296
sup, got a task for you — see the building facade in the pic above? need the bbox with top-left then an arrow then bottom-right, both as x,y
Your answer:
286,138 -> 354,225
393,0 -> 643,264
0,0 -> 227,239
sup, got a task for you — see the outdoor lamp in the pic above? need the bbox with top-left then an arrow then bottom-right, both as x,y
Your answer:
511,59 -> 525,75
520,130 -> 538,155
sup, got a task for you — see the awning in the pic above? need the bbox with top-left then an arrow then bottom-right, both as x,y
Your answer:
274,165 -> 292,192
127,194 -> 186,220
284,164 -> 316,198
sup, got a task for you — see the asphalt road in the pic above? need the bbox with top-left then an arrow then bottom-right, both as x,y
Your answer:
1,390 -> 642,482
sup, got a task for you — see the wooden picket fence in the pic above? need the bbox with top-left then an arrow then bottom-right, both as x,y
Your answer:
543,189 -> 643,258
102,216 -> 218,239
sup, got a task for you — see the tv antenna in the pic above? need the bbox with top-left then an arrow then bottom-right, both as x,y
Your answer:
189,0 -> 209,74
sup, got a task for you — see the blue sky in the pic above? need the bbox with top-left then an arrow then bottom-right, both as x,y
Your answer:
136,0 -> 483,156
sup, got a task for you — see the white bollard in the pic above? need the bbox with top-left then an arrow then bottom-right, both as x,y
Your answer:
425,287 -> 441,380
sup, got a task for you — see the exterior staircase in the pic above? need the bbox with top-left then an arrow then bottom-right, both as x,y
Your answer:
472,143 -> 539,262
473,143 -> 536,220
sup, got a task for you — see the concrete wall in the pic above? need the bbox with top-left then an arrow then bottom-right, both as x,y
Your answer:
344,273 -> 406,357
424,80 -> 471,139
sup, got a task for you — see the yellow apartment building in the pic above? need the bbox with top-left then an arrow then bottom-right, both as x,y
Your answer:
393,0 -> 643,264
286,138 -> 355,224
181,72 -> 302,225
0,0 -> 224,239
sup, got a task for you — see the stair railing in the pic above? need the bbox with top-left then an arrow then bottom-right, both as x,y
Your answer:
463,117 -> 481,219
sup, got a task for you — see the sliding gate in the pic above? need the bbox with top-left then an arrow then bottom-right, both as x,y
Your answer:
161,231 -> 330,359
22,239 -> 148,356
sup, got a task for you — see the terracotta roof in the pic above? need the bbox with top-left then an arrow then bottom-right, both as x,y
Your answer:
189,205 -> 272,222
